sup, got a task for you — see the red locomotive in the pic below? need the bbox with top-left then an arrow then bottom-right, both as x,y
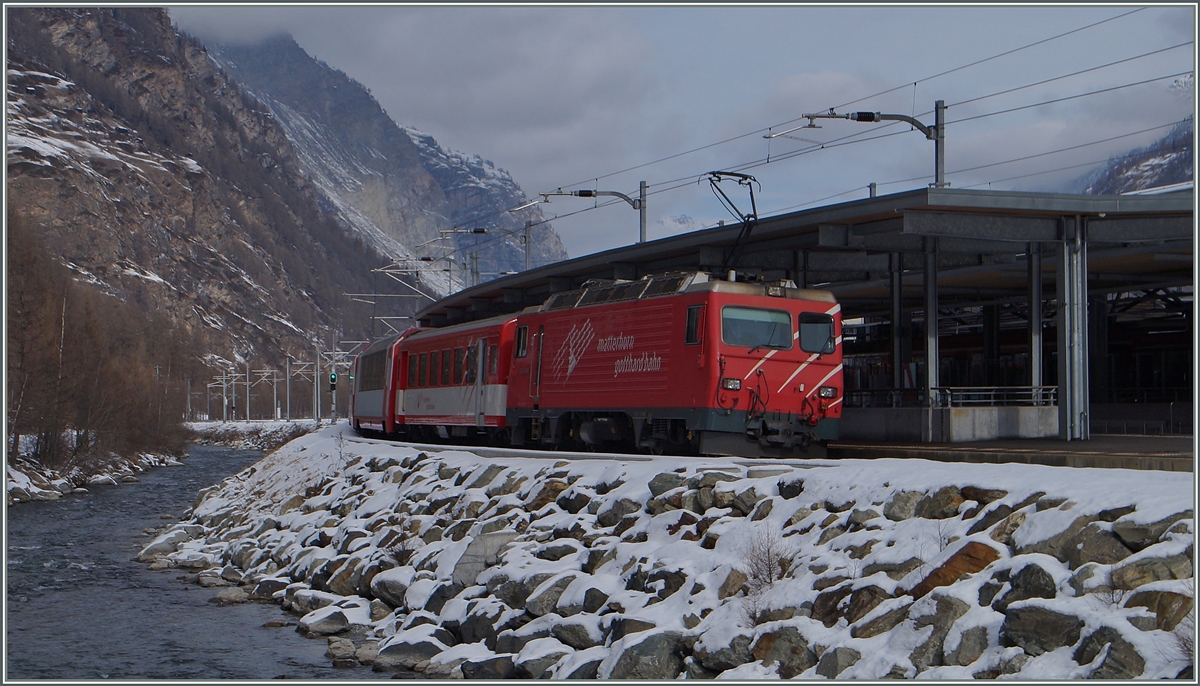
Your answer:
351,271 -> 842,457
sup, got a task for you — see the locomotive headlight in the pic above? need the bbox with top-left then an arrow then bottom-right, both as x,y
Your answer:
720,378 -> 742,391
818,386 -> 838,398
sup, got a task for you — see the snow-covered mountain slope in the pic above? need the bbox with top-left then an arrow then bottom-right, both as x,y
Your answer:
206,35 -> 568,296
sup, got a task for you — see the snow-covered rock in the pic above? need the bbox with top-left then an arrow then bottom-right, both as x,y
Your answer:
148,423 -> 1195,678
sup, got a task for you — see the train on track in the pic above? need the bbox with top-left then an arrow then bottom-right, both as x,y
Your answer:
350,271 -> 843,458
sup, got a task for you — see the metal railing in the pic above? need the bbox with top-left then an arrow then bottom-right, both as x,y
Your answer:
845,386 -> 1058,408
933,386 -> 1058,407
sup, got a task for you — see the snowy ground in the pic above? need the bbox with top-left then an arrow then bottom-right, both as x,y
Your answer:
139,423 -> 1194,679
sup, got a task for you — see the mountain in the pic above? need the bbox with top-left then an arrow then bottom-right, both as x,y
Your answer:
204,34 -> 568,289
6,7 -> 384,375
1079,117 -> 1193,195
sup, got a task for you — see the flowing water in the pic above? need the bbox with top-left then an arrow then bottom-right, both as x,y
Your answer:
5,445 -> 382,680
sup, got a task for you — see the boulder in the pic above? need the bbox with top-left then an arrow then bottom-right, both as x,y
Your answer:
751,626 -> 817,678
606,631 -> 685,679
208,587 -> 249,605
999,605 -> 1084,656
992,563 -> 1057,612
909,594 -> 969,670
1016,514 -> 1098,561
966,503 -> 1014,536
908,541 -> 1001,599
649,472 -> 688,497
863,557 -> 923,581
694,632 -> 753,672
298,609 -> 350,636
812,583 -> 855,628
610,617 -> 657,642
249,576 -> 290,601
1125,589 -> 1194,631
1110,553 -> 1193,591
1064,523 -> 1133,569
845,585 -> 891,624
461,655 -> 516,679
369,568 -> 412,608
945,625 -> 989,667
711,568 -> 746,599
450,531 -> 520,587
778,477 -> 805,499
553,617 -> 605,650
916,486 -> 964,520
850,599 -> 912,639
732,487 -> 765,516
527,480 -> 569,510
597,498 -> 641,528
816,646 -> 860,679
526,574 -> 578,617
556,491 -> 591,515
961,486 -> 1008,505
1112,511 -> 1193,552
1074,626 -> 1145,679
374,632 -> 449,670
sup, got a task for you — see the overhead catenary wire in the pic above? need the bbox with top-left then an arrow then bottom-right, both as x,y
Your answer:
423,8 -> 1185,269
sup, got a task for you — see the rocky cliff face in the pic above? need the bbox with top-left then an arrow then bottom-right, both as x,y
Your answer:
206,35 -> 568,287
6,7 -> 382,369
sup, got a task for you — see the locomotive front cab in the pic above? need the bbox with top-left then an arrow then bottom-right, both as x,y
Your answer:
704,280 -> 843,455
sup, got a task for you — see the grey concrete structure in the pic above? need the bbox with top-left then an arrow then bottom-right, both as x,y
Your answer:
414,187 -> 1193,444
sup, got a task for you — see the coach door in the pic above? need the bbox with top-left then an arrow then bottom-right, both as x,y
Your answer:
474,338 -> 486,427
530,325 -> 544,402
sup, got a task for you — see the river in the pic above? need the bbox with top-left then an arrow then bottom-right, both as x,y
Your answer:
5,445 -> 384,680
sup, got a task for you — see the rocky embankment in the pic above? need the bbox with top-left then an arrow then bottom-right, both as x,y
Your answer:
138,425 -> 1194,679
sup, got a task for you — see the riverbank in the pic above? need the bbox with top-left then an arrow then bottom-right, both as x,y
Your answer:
137,423 -> 1195,679
6,446 -> 184,506
6,421 -> 320,507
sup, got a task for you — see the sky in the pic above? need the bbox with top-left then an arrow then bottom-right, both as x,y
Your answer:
168,4 -> 1196,260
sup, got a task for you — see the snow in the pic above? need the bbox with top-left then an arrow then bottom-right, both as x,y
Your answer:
129,422 -> 1194,678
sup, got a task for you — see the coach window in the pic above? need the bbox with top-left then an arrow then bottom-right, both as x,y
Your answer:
430,350 -> 440,386
419,352 -> 428,387
489,344 -> 499,374
515,326 -> 529,358
799,312 -> 836,354
722,306 -> 792,350
407,354 -> 417,388
453,347 -> 465,384
685,305 -> 704,345
441,349 -> 451,385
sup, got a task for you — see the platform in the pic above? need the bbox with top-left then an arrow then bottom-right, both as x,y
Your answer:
827,434 -> 1195,472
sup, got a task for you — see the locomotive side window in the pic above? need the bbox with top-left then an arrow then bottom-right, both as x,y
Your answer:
799,312 -> 836,354
453,347 -> 465,384
489,344 -> 499,374
722,306 -> 792,350
441,349 -> 451,385
685,305 -> 704,345
515,326 -> 529,358
419,352 -> 428,387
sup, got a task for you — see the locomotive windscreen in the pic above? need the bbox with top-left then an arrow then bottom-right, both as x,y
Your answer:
722,306 -> 792,349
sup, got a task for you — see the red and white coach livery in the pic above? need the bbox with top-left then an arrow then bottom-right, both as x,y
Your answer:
351,271 -> 842,458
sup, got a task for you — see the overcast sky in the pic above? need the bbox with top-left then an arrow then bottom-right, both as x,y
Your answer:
169,4 -> 1195,260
